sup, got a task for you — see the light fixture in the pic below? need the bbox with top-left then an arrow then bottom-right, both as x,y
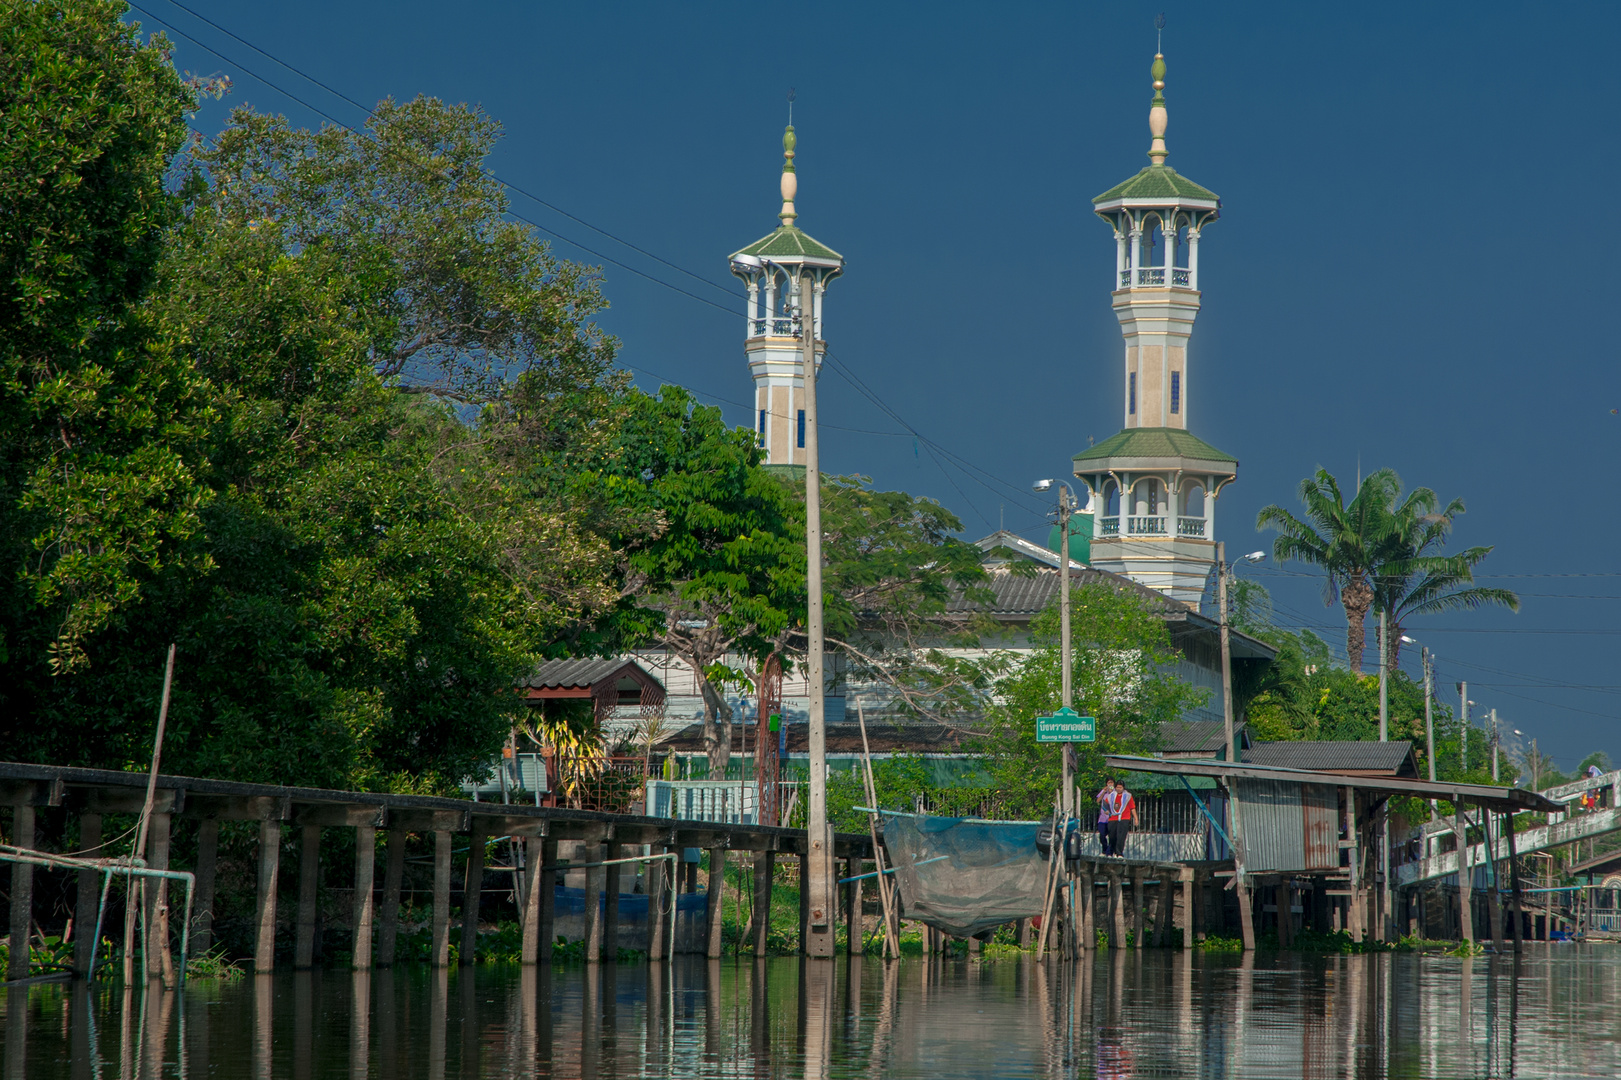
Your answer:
730,253 -> 764,275
1400,635 -> 1417,645
1242,551 -> 1266,563
1032,479 -> 1054,492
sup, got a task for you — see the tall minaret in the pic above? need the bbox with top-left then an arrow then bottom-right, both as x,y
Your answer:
1072,48 -> 1238,606
728,125 -> 844,472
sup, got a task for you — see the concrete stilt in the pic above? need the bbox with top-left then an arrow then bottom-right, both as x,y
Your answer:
1109,872 -> 1125,947
376,827 -> 406,967
603,840 -> 621,962
8,804 -> 33,981
1179,868 -> 1194,950
1080,869 -> 1095,950
74,812 -> 103,976
192,818 -> 219,957
1455,805 -> 1474,944
1237,880 -> 1256,952
460,828 -> 485,966
353,825 -> 376,970
647,850 -> 668,961
755,851 -> 776,958
295,825 -> 321,969
584,837 -> 605,964
431,830 -> 452,967
255,819 -> 282,973
706,846 -> 726,959
843,856 -> 860,956
1131,868 -> 1146,948
520,835 -> 543,964
538,838 -> 557,962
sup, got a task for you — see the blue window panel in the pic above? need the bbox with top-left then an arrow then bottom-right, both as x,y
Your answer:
1170,371 -> 1181,414
797,409 -> 805,448
1128,373 -> 1136,415
758,408 -> 766,446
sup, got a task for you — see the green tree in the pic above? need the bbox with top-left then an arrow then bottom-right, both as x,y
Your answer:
976,582 -> 1206,819
0,1 -> 208,676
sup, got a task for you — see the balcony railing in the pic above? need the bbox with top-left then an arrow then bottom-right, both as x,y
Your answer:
751,317 -> 801,337
1172,268 -> 1191,287
1177,518 -> 1207,537
1128,516 -> 1167,535
1119,267 -> 1192,288
646,779 -> 759,825
1099,516 -> 1120,535
1136,267 -> 1165,286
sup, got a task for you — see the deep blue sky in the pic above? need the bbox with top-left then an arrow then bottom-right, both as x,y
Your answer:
126,1 -> 1621,771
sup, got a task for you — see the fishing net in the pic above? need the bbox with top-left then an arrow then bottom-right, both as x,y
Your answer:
880,812 -> 1050,938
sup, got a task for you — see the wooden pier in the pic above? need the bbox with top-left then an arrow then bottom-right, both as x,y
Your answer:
0,760 -> 871,982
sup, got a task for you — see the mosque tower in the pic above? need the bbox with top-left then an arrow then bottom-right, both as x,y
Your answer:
1072,48 -> 1237,605
727,124 -> 844,472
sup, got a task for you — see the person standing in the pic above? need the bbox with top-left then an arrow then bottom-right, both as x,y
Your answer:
1107,782 -> 1138,858
1096,779 -> 1117,855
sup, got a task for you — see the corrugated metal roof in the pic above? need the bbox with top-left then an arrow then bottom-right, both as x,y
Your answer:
1161,720 -> 1242,754
660,722 -> 975,755
945,566 -> 1179,619
521,658 -> 659,691
1245,741 -> 1418,777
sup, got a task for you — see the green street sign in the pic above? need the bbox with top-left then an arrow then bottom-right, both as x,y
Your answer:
1035,706 -> 1096,743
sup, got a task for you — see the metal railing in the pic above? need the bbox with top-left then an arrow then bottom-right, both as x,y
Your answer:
1172,268 -> 1191,287
1136,267 -> 1165,286
1177,518 -> 1207,537
1128,516 -> 1167,535
751,317 -> 801,337
1098,517 -> 1120,535
646,779 -> 759,825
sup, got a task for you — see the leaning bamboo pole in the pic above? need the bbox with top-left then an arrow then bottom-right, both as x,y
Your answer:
856,703 -> 900,958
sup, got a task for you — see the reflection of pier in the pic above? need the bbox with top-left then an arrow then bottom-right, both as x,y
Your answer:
0,759 -> 871,984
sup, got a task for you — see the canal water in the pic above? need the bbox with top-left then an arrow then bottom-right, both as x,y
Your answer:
5,947 -> 1621,1078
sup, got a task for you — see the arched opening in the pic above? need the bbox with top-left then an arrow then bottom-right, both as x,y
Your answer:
1182,483 -> 1205,517
1104,481 -> 1120,516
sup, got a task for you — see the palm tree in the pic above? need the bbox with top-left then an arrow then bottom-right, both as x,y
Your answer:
1374,494 -> 1519,669
1257,468 -> 1411,675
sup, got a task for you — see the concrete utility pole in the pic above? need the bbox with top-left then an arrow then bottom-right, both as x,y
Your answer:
1217,542 -> 1235,764
1491,708 -> 1500,783
1376,610 -> 1389,939
1458,681 -> 1469,770
1423,648 -> 1437,820
1377,610 -> 1388,742
799,270 -> 835,958
1059,484 -> 1074,816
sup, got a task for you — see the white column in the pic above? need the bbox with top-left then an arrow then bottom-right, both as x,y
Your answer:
1163,220 -> 1175,286
1129,226 -> 1143,287
764,274 -> 778,334
813,279 -> 824,340
1170,476 -> 1181,539
1187,227 -> 1201,290
746,280 -> 760,337
1206,481 -> 1218,537
1115,229 -> 1127,289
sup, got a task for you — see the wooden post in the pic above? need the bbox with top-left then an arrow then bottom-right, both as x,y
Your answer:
8,803 -> 34,981
843,856 -> 861,956
520,836 -> 543,964
431,830 -> 452,967
1454,803 -> 1473,944
706,846 -> 726,959
538,838 -> 557,962
460,828 -> 486,966
295,825 -> 321,969
799,853 -> 811,953
376,827 -> 406,967
603,840 -> 621,962
1505,812 -> 1524,953
353,825 -> 376,970
146,811 -> 174,983
1080,868 -> 1095,950
74,812 -> 104,976
1345,786 -> 1363,943
755,851 -> 777,957
255,819 -> 282,973
192,818 -> 219,958
1179,868 -> 1194,950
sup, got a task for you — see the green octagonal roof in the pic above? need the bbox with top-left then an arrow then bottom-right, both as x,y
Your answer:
1093,165 -> 1219,205
1073,427 -> 1235,465
732,225 -> 843,263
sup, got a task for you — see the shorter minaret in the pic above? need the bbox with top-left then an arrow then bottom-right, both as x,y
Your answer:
1073,48 -> 1236,606
728,125 -> 843,471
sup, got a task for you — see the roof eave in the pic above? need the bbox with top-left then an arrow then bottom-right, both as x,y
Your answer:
1071,453 -> 1238,473
1093,196 -> 1221,213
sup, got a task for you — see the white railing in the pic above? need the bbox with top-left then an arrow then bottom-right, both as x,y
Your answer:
1136,267 -> 1165,286
751,317 -> 800,337
1172,268 -> 1191,287
645,780 -> 759,825
1119,270 -> 1131,288
1129,516 -> 1167,535
1099,516 -> 1120,535
1177,518 -> 1206,537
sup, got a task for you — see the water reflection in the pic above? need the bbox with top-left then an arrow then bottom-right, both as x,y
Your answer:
6,948 -> 1621,1078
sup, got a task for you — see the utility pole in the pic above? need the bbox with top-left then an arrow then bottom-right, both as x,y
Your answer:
1423,648 -> 1437,820
1217,542 -> 1235,764
1059,485 -> 1074,817
1458,681 -> 1469,771
1491,708 -> 1500,784
799,269 -> 834,958
1377,610 -> 1388,742
1376,610 -> 1389,940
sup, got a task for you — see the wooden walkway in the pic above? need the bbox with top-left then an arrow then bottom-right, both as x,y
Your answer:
0,760 -> 872,983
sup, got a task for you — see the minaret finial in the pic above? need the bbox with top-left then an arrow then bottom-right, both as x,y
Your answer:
1147,21 -> 1169,167
780,88 -> 798,226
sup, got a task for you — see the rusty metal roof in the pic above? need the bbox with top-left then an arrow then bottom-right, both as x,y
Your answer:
1245,740 -> 1419,778
519,658 -> 663,692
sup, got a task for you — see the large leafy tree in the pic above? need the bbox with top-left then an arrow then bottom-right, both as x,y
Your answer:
0,1 -> 208,677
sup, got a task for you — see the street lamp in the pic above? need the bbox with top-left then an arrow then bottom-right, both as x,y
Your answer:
1033,478 -> 1078,815
1216,547 -> 1265,765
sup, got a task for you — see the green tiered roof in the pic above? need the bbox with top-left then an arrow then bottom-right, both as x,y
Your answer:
1093,165 -> 1219,205
1073,427 -> 1235,465
733,226 -> 842,262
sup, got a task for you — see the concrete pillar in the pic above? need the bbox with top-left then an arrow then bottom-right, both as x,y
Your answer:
583,837 -> 605,964
460,828 -> 485,966
647,850 -> 667,961
1131,868 -> 1146,948
295,824 -> 321,969
1455,805 -> 1474,944
756,851 -> 777,958
192,818 -> 219,957
74,812 -> 103,976
538,838 -> 557,962
353,825 -> 376,970
706,846 -> 726,959
7,804 -> 34,981
520,836 -> 543,964
603,840 -> 621,962
431,830 -> 452,967
1080,869 -> 1095,950
842,856 -> 859,956
145,811 -> 174,983
798,854 -> 811,952
1109,872 -> 1125,948
1237,880 -> 1256,952
376,827 -> 406,967
255,819 -> 282,973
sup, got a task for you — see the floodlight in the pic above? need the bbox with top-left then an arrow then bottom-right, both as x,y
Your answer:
1032,479 -> 1054,492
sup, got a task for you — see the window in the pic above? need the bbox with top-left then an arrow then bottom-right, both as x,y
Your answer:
1170,371 -> 1181,414
1104,482 -> 1120,516
797,409 -> 806,449
758,408 -> 766,447
1128,372 -> 1136,415
1146,480 -> 1159,515
1182,483 -> 1205,516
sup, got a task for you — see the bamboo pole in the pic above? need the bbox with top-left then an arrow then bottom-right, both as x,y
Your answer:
855,703 -> 899,958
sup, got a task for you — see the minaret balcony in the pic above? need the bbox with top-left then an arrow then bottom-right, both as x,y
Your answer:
752,316 -> 802,337
1128,516 -> 1168,535
1118,268 -> 1192,288
1176,518 -> 1206,538
1099,516 -> 1120,536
